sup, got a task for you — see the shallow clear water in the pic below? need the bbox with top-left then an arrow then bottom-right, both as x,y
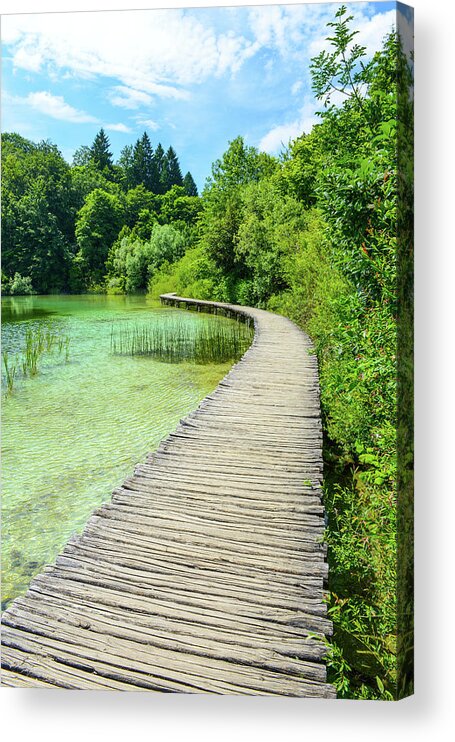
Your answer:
1,294 -> 236,609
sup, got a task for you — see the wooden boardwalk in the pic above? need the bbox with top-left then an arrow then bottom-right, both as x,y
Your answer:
1,294 -> 335,697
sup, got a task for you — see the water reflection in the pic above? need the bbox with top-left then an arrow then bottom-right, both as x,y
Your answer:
1,295 -> 57,322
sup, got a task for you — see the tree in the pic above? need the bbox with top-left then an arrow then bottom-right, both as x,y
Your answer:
235,178 -> 306,305
2,180 -> 70,293
207,136 -> 277,193
89,128 -> 114,174
310,5 -> 373,115
72,145 -> 93,167
183,171 -> 198,197
70,164 -> 118,213
153,143 -> 165,193
106,224 -> 184,293
7,273 -> 35,296
160,185 -> 201,226
1,133 -> 74,289
279,129 -> 324,206
200,137 -> 277,280
310,10 -> 401,308
131,132 -> 158,191
148,223 -> 185,268
75,189 -> 125,285
125,185 -> 160,228
160,146 -> 183,192
2,136 -> 75,241
117,144 -> 135,191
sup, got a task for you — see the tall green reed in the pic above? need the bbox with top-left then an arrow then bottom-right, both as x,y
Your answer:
111,316 -> 253,365
2,325 -> 71,395
2,351 -> 18,395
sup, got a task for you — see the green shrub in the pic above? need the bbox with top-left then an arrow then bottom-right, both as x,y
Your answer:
7,272 -> 35,296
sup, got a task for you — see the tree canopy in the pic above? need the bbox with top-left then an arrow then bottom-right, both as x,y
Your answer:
2,129 -> 197,292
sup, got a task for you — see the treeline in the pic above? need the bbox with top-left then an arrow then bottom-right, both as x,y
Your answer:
1,128 -> 199,294
1,7 -> 413,700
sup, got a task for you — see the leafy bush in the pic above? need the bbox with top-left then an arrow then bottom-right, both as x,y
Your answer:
6,272 -> 35,296
107,224 -> 185,293
148,245 -> 220,300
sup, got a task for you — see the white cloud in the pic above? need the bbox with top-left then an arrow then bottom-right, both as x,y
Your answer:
259,100 -> 318,154
22,91 -> 98,123
12,44 -> 43,73
257,4 -> 397,155
2,10 -> 256,101
104,122 -> 132,133
109,86 -> 153,109
135,117 -> 160,132
356,9 -> 398,56
2,5 -> 398,128
309,8 -> 397,59
259,121 -> 303,154
248,3 -> 339,59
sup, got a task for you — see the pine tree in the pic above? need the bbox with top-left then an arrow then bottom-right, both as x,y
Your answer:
89,128 -> 113,173
183,171 -> 198,197
142,132 -> 158,192
131,132 -> 157,191
161,146 -> 183,192
153,143 -> 165,193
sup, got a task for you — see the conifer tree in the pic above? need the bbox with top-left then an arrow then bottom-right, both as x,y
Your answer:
161,146 -> 183,192
131,132 -> 157,191
183,171 -> 198,197
89,128 -> 113,173
153,143 -> 165,193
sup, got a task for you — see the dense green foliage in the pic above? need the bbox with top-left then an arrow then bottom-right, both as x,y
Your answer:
1,129 -> 197,294
1,6 -> 412,699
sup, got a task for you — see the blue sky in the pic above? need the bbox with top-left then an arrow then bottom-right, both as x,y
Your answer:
2,2 -> 400,191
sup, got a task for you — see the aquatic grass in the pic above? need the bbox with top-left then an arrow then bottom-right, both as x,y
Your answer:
2,351 -> 18,395
111,316 -> 253,365
64,336 -> 70,362
2,324 -> 71,395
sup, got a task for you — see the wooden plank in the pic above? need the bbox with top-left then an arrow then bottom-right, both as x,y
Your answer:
11,590 -> 327,663
1,294 -> 334,697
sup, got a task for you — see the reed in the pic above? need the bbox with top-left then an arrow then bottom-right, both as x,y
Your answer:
2,325 -> 71,395
111,316 -> 253,365
2,352 -> 18,395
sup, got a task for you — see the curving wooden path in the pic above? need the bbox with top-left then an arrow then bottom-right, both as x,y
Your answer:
1,294 -> 335,697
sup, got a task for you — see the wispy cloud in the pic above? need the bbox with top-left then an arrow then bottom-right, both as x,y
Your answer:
2,10 -> 255,101
259,99 -> 318,154
135,116 -> 160,132
109,86 -> 154,109
247,2 -> 338,59
257,4 -> 397,153
308,8 -> 397,58
104,122 -> 132,133
19,91 -> 98,123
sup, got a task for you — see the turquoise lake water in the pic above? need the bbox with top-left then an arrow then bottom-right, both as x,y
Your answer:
1,294 -> 236,609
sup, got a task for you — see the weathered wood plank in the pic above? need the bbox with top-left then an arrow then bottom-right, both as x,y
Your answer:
1,293 -> 334,698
